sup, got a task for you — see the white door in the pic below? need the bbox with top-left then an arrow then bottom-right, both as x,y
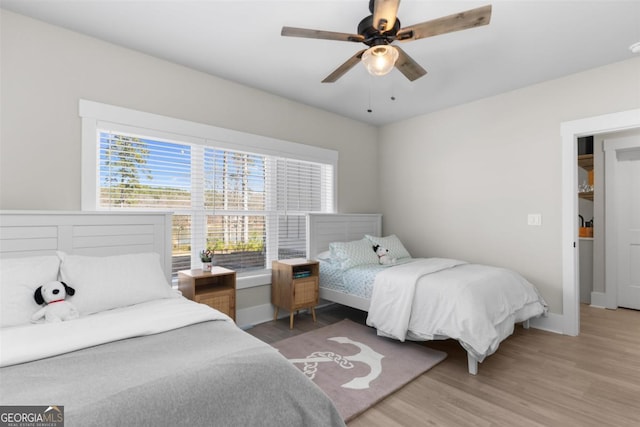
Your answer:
615,147 -> 640,309
605,134 -> 640,310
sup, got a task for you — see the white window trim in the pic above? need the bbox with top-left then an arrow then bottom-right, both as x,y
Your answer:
80,99 -> 338,288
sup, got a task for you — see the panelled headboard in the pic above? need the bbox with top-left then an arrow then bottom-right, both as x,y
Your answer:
306,213 -> 382,259
0,211 -> 172,281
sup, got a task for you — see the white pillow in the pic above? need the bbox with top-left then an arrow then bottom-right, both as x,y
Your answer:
315,250 -> 332,262
1,256 -> 61,327
366,234 -> 412,259
58,251 -> 176,315
329,238 -> 379,270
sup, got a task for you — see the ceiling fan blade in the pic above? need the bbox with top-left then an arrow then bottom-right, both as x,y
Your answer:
372,0 -> 401,32
322,49 -> 367,83
396,4 -> 492,41
281,26 -> 364,43
393,46 -> 427,81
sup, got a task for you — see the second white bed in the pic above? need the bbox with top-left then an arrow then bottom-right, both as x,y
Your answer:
308,213 -> 548,375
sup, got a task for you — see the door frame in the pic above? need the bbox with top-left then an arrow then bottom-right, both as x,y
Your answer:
560,108 -> 640,336
604,136 -> 640,309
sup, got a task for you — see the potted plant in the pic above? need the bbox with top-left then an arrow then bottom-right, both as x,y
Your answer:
200,249 -> 214,272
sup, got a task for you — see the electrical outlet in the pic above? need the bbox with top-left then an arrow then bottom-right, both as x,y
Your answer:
528,214 -> 542,226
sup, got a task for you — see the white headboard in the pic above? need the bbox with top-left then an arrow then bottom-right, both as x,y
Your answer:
0,211 -> 172,281
306,213 -> 382,259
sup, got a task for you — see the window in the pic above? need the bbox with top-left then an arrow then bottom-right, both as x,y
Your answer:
81,100 -> 336,279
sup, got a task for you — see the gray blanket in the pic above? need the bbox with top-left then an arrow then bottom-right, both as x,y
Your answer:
0,320 -> 345,427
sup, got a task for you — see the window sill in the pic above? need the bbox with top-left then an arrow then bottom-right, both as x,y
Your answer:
236,270 -> 271,290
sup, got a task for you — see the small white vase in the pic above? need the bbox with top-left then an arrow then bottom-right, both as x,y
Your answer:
202,262 -> 212,272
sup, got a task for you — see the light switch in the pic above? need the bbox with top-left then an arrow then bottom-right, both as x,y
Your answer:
528,214 -> 542,226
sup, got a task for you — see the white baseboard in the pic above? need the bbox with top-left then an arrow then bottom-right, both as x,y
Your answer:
236,303 -> 275,329
590,291 -> 607,308
236,301 -> 334,330
529,312 -> 563,334
238,303 -> 566,337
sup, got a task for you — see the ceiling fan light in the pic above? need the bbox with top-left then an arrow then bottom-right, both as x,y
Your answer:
361,45 -> 399,76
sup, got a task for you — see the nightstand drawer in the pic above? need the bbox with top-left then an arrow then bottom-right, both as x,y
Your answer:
196,288 -> 235,318
293,277 -> 318,306
178,267 -> 236,320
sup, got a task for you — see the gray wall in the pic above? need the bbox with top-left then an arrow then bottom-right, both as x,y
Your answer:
3,9 -> 640,318
0,10 -> 381,322
378,58 -> 640,313
0,10 -> 379,214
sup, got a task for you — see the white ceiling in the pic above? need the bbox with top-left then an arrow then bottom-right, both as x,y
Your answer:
2,0 -> 639,126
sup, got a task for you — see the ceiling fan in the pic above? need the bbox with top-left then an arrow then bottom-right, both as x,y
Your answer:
281,0 -> 492,83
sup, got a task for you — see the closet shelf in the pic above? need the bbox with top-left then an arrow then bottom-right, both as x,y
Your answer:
578,191 -> 594,201
578,154 -> 593,171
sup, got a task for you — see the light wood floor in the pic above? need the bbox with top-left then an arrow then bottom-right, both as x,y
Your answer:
246,304 -> 640,426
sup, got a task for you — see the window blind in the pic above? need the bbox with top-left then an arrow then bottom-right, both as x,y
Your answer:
97,128 -> 334,276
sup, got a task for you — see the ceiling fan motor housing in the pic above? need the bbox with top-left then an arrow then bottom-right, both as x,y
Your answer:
358,15 -> 401,46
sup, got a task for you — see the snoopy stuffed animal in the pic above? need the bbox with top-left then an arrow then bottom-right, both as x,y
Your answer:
32,281 -> 79,323
373,244 -> 396,265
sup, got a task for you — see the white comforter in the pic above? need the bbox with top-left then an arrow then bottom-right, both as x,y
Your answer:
0,297 -> 232,367
366,258 -> 547,362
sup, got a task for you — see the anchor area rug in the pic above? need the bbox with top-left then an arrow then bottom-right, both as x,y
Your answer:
271,319 -> 447,422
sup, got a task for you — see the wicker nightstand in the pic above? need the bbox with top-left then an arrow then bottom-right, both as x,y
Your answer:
271,259 -> 319,329
178,267 -> 236,320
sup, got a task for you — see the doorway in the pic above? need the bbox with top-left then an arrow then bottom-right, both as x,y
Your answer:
561,109 -> 640,336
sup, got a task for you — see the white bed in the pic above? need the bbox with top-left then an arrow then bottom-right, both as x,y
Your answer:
0,211 -> 345,426
306,213 -> 547,375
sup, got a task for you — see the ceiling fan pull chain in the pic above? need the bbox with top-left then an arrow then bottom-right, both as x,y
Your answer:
367,75 -> 373,113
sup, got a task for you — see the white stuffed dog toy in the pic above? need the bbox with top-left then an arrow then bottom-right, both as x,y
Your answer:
32,281 -> 79,323
373,244 -> 396,265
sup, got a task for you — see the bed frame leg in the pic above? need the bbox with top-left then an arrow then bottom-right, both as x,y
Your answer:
523,319 -> 530,329
467,353 -> 478,375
